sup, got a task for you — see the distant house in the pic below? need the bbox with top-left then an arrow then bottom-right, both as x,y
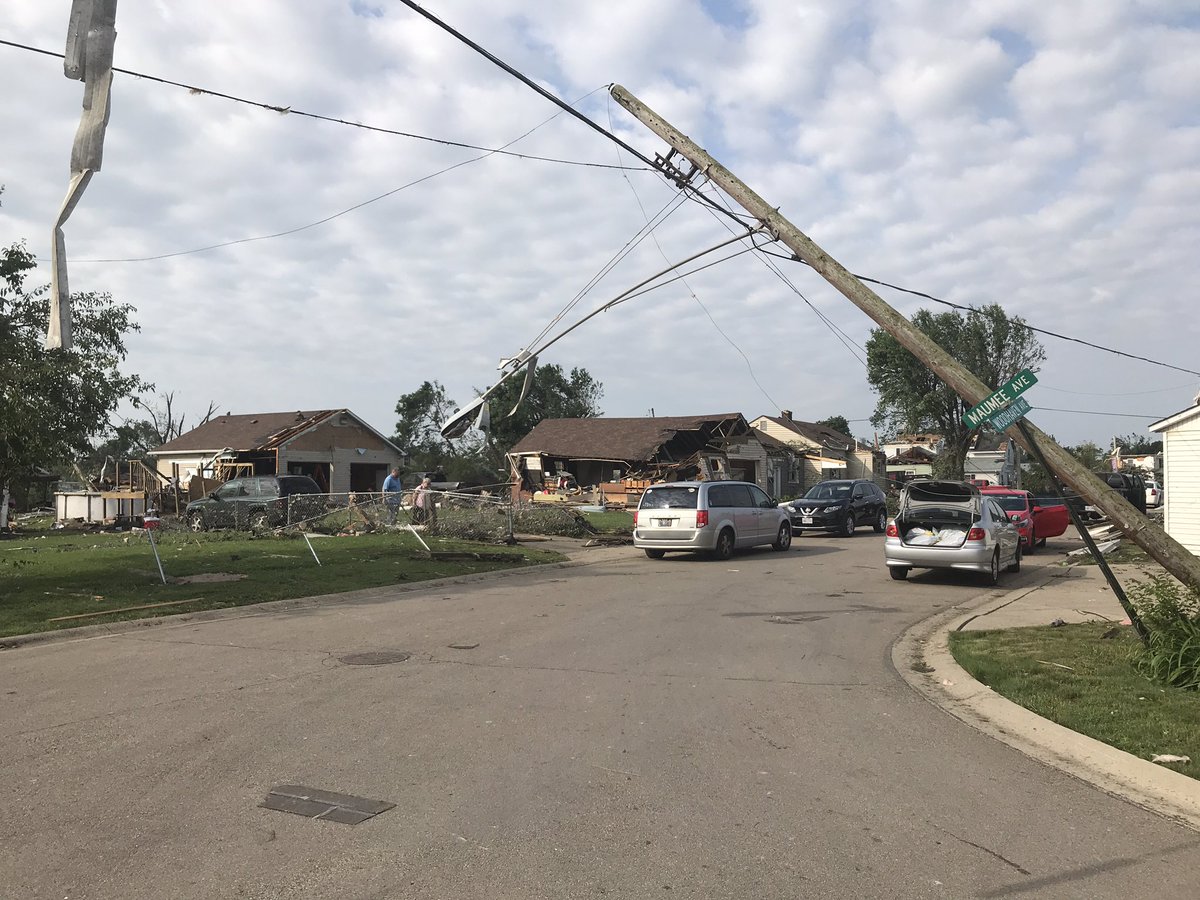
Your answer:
886,446 -> 937,485
964,432 -> 1021,487
749,410 -> 881,490
148,409 -> 404,495
507,413 -> 769,492
881,433 -> 944,457
1150,397 -> 1200,554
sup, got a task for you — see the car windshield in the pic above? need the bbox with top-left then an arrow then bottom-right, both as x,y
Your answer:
804,483 -> 851,500
640,486 -> 699,510
992,495 -> 1028,512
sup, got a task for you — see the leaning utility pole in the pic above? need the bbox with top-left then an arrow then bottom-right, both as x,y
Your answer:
611,84 -> 1200,592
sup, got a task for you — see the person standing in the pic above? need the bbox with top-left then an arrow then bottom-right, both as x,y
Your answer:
413,475 -> 433,526
383,467 -> 403,525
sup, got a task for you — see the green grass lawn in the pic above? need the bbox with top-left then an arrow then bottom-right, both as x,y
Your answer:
0,529 -> 563,639
950,623 -> 1200,779
581,509 -> 634,534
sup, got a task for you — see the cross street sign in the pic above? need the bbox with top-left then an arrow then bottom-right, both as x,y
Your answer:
987,396 -> 1032,431
963,369 -> 1038,429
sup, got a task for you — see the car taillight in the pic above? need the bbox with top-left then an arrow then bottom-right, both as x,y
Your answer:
885,521 -> 898,537
696,510 -> 709,528
967,527 -> 986,541
632,510 -> 638,526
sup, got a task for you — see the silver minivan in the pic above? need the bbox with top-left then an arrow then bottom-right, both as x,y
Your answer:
633,480 -> 792,560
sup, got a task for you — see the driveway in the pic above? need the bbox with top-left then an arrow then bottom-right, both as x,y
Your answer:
2,534 -> 1198,898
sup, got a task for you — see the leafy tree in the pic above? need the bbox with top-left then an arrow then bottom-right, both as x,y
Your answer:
817,415 -> 852,438
1,240 -> 149,527
867,304 -> 1045,480
1114,433 -> 1162,455
482,364 -> 603,458
392,364 -> 604,481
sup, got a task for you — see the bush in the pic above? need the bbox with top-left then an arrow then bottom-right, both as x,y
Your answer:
1129,574 -> 1200,691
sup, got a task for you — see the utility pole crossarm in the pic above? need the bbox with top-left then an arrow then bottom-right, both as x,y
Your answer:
611,83 -> 1200,591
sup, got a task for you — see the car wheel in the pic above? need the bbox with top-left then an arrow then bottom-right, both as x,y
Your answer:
841,512 -> 856,537
889,566 -> 909,581
1037,537 -> 1047,548
711,528 -> 735,561
644,549 -> 665,560
1024,532 -> 1036,554
1006,541 -> 1022,573
772,522 -> 792,551
985,550 -> 1001,586
188,512 -> 206,533
874,509 -> 887,533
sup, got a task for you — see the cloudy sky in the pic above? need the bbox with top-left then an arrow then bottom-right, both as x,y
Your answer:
3,0 -> 1198,448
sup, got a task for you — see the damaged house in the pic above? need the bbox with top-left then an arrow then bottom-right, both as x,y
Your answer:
750,410 -> 882,490
147,409 -> 404,496
508,413 -> 798,502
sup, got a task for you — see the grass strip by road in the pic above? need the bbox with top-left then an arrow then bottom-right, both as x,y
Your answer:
0,530 -> 562,639
950,623 -> 1199,780
581,510 -> 634,534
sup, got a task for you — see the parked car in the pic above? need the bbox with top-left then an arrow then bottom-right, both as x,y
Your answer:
779,479 -> 888,536
1098,471 -> 1147,513
186,474 -> 323,531
884,479 -> 1021,585
633,480 -> 791,560
978,486 -> 1070,552
1145,479 -> 1163,508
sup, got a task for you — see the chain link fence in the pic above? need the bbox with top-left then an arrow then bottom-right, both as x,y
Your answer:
173,490 -> 595,542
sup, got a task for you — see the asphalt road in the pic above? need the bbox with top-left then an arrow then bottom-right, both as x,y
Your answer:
3,532 -> 1198,899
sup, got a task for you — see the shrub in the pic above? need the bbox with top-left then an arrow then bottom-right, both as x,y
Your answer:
1129,574 -> 1200,691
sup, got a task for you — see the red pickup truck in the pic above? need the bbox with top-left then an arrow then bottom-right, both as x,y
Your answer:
979,487 -> 1070,552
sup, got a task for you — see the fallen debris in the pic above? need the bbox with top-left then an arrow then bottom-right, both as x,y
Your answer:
1036,660 -> 1076,671
48,597 -> 205,623
448,642 -> 480,650
1150,754 -> 1191,765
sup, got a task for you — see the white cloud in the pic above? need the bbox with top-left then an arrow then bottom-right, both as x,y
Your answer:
1,0 -> 1197,449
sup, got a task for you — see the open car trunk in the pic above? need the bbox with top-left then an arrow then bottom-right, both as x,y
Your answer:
896,480 -> 979,548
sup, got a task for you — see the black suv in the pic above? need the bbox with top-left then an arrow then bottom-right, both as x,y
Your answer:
780,478 -> 889,536
186,475 -> 323,531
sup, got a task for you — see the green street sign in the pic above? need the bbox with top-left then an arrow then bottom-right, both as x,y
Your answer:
963,369 -> 1038,429
987,396 -> 1032,431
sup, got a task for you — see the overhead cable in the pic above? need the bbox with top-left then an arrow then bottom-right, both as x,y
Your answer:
0,37 -> 646,172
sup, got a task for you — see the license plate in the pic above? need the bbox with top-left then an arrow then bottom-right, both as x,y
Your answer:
655,518 -> 673,526
801,516 -> 813,524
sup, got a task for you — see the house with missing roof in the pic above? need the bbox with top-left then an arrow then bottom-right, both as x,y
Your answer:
507,413 -> 808,502
147,409 -> 404,496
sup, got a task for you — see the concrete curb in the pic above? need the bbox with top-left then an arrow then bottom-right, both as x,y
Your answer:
0,543 -> 633,653
892,573 -> 1200,833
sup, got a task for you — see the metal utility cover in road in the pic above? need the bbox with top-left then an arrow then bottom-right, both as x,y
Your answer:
987,396 -> 1032,431
963,370 -> 1039,428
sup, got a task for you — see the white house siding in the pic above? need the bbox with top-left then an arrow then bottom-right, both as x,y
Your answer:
725,436 -> 770,491
1162,421 -> 1200,555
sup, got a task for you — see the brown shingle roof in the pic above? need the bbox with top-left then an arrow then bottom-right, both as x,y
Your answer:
510,414 -> 747,462
151,410 -> 338,453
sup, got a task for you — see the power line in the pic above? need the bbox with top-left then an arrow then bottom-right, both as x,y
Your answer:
65,90 -> 602,263
0,37 -> 647,172
395,3 -> 658,169
1030,407 -> 1165,419
758,247 -> 1200,376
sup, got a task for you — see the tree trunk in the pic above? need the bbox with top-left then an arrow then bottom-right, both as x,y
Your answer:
0,481 -> 10,531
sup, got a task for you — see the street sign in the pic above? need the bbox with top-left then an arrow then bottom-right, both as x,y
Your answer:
963,369 -> 1038,428
987,396 -> 1032,431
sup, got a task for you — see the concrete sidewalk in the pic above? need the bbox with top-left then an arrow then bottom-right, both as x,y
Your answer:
957,561 -> 1144,631
894,559 -> 1200,832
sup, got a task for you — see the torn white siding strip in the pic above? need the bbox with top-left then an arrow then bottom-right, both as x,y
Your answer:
48,0 -> 119,350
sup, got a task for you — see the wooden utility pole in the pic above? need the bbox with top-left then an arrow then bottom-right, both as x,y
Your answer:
611,83 -> 1200,591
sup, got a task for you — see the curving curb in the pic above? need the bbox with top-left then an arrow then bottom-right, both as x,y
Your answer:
892,575 -> 1200,833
